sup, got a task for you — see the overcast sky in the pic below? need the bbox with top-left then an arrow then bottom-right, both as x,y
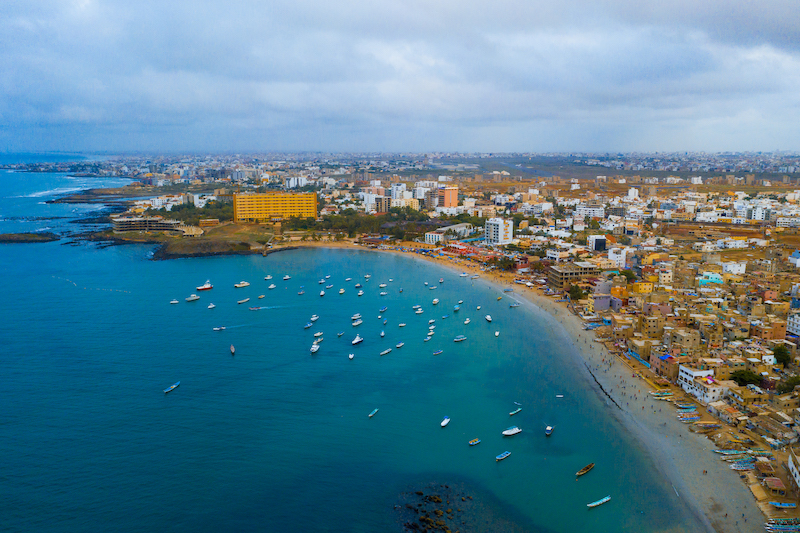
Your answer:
2,0 -> 799,153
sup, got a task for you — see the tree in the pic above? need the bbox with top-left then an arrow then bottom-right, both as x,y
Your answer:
773,345 -> 791,366
621,269 -> 637,282
729,370 -> 763,387
778,375 -> 800,394
568,284 -> 585,300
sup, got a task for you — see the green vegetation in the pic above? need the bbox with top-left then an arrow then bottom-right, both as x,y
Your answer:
778,375 -> 800,394
488,256 -> 516,271
729,370 -> 763,387
146,201 -> 233,226
773,345 -> 791,366
568,284 -> 585,300
284,207 -> 432,239
620,269 -> 637,282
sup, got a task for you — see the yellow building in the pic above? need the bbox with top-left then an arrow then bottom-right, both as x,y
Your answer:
233,192 -> 317,222
629,282 -> 653,294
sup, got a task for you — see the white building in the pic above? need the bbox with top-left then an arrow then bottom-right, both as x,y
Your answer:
788,314 -> 800,337
390,183 -> 407,200
575,205 -> 605,219
677,365 -> 716,401
628,188 -> 639,200
484,218 -> 513,245
721,261 -> 746,275
608,247 -> 633,268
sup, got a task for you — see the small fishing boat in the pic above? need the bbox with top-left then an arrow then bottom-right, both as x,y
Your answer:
311,315 -> 319,322
509,407 -> 522,416
380,306 -> 388,313
310,344 -> 320,353
349,353 -> 354,360
441,416 -> 450,427
454,335 -> 467,342
268,284 -> 277,289
464,318 -> 470,325
258,295 -> 265,299
164,381 -> 180,393
186,294 -> 200,302
197,280 -> 213,291
338,331 -> 344,337
237,298 -> 250,304
587,495 -> 611,508
545,425 -> 554,436
352,334 -> 363,345
485,315 -> 492,322
433,349 -> 443,355
396,342 -> 404,349
497,296 -> 502,301
368,408 -> 378,418
380,348 -> 392,356
283,275 -> 291,280
432,298 -> 439,305
424,336 -> 432,342
208,303 -> 216,309
469,438 -> 480,446
399,323 -> 406,327
230,345 -> 235,355
576,463 -> 595,477
234,281 -> 250,288
502,426 -> 522,436
496,451 -> 511,461
314,331 -> 323,337
770,502 -> 797,509
304,322 -> 312,329
170,299 -> 179,304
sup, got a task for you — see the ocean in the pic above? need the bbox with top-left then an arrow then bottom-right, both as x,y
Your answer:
0,163 -> 705,532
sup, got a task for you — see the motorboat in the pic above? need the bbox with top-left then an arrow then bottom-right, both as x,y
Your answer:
213,326 -> 226,331
265,275 -> 273,280
237,298 -> 250,304
441,315 -> 449,319
399,323 -> 406,327
433,349 -> 443,355
313,337 -> 323,344
234,281 -> 250,288
458,300 -> 463,305
509,408 -> 522,416
298,290 -> 305,295
428,319 -> 436,324
380,292 -> 388,296
230,345 -> 235,355
454,335 -> 467,342
495,331 -> 500,337
345,278 -> 352,282
380,330 -> 385,337
310,344 -> 320,353
439,278 -> 444,283
469,438 -> 480,446
424,282 -> 428,286
351,313 -> 362,320
502,426 -> 522,436
258,295 -> 265,299
477,306 -> 481,310
364,274 -> 371,279
197,280 -> 213,291
497,296 -> 502,301
485,315 -> 492,322
383,319 -> 387,325
441,416 -> 450,427
380,348 -> 392,356
186,294 -> 200,302
587,496 -> 610,508
310,315 -> 319,322
352,334 -> 363,345
432,299 -> 439,305
355,283 -> 362,288
453,305 -> 460,312
424,336 -> 431,342
304,322 -> 312,329
415,309 -> 423,314
496,451 -> 511,461
357,290 -> 364,296
379,306 -> 388,313
412,305 -> 421,310
545,425 -> 554,436
427,330 -> 435,336
352,319 -> 363,326
326,284 -> 333,289
319,279 -> 325,284
325,275 -> 330,279
338,331 -> 344,337
428,325 -> 435,330
348,353 -> 354,360
164,381 -> 180,394
320,290 -> 325,296
314,332 -> 323,337
339,288 -> 345,294
576,463 -> 595,477
283,275 -> 291,280
464,318 -> 470,325
429,286 -> 437,290
170,299 -> 179,304
471,274 -> 479,279
208,303 -> 216,309
368,408 -> 378,417
509,303 -> 520,308
459,273 -> 468,277
396,342 -> 404,349
268,284 -> 276,290
379,283 -> 387,288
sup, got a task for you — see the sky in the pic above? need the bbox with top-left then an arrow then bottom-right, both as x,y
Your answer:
1,0 -> 799,153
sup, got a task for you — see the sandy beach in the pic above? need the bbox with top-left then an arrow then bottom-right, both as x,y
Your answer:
274,240 -> 765,532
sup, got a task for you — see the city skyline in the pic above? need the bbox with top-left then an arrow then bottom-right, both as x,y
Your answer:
2,0 -> 799,153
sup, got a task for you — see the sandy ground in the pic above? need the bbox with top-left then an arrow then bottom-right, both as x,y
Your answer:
273,240 -> 766,533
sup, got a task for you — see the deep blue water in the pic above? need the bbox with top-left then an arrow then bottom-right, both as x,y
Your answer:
0,167 -> 705,532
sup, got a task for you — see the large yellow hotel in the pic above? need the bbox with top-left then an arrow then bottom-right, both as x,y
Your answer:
233,192 -> 317,222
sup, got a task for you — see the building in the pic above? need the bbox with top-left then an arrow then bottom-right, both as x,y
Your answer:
485,218 -> 513,245
112,216 -> 181,233
233,192 -> 317,222
587,235 -> 606,251
547,262 -> 600,289
438,186 -> 459,208
424,223 -> 474,245
375,196 -> 391,213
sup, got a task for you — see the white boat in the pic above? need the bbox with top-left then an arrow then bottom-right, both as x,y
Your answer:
319,279 -> 325,284
587,495 -> 611,508
415,309 -> 423,314
477,306 -> 481,310
441,416 -> 450,427
345,278 -> 352,282
310,344 -> 320,353
485,315 -> 492,322
208,303 -> 216,309
471,274 -> 479,279
429,319 -> 436,324
352,334 -> 363,345
380,330 -> 385,337
454,335 -> 467,342
424,282 -> 428,286
320,290 -> 325,296
502,426 -> 522,436
258,295 -> 265,299
197,280 -> 213,291
464,318 -> 470,325
268,284 -> 276,289
399,323 -> 406,327
459,272 -> 468,277
234,281 -> 250,288
310,315 -> 319,322
313,337 -> 323,344
358,290 -> 364,296
412,305 -> 421,309
396,342 -> 404,348
186,294 -> 200,302
545,425 -> 554,436
265,275 -> 273,280
388,278 -> 393,282
379,283 -> 387,288
380,348 -> 392,356
170,299 -> 179,304
427,330 -> 435,336
283,275 -> 291,280
368,408 -> 378,417
428,325 -> 436,330
237,298 -> 250,304
314,332 -> 323,337
351,313 -> 362,320
352,319 -> 363,326
380,292 -> 388,296
432,299 -> 439,305
213,326 -> 226,331
349,353 -> 354,360
325,275 -> 330,279
424,336 -> 431,342
325,284 -> 333,289
439,278 -> 444,283
355,283 -> 362,288
458,300 -> 463,304
495,331 -> 499,337
339,288 -> 345,294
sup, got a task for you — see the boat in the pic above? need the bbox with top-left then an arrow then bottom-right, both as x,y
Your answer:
186,294 -> 200,302
427,330 -> 435,336
495,331 -> 499,337
213,326 -> 226,331
441,416 -> 450,427
477,306 -> 481,310
464,318 -> 470,325
509,407 -> 522,416
339,288 -> 345,294
298,290 -> 305,295
460,273 -> 468,277
164,381 -> 180,393
379,283 -> 387,288
268,284 -> 276,290
388,278 -> 393,282
349,353 -> 354,360
424,282 -> 428,286
358,290 -> 364,296
325,275 -> 330,279
380,306 -> 388,312
439,278 -> 444,283
503,288 -> 513,292
197,280 -> 213,291
587,496 -> 611,508
770,502 -> 798,509
399,323 -> 406,327
428,325 -> 436,330
471,274 -> 479,279
442,315 -> 449,319
458,300 -> 463,304
170,299 -> 179,304
230,345 -> 235,355
380,292 -> 388,296
509,303 -> 520,308
352,319 -> 363,326
502,426 -> 522,436
576,463 -> 595,477
432,298 -> 439,305
545,425 -> 554,436
496,451 -> 511,461
497,296 -> 502,301
429,286 -> 437,290
485,315 -> 492,322
310,344 -> 320,353
415,309 -> 423,314
319,279 -> 325,284
237,298 -> 250,304
380,331 -> 385,337
454,335 -> 467,342
304,322 -> 312,329
283,275 -> 290,280
364,274 -> 371,279
320,290 -> 325,296
310,315 -> 319,322
383,319 -> 387,325
429,319 -> 436,324
337,331 -> 344,337
453,305 -> 460,312
355,283 -> 362,288
380,348 -> 392,356
469,438 -> 480,446
314,332 -> 323,337
396,342 -> 404,349
345,277 -> 352,282
424,336 -> 431,342
265,275 -> 273,280
258,295 -> 265,299
325,284 -> 333,289
433,349 -> 443,355
234,281 -> 250,288
556,394 -> 564,398
368,408 -> 378,418
412,304 -> 421,310
352,334 -> 363,345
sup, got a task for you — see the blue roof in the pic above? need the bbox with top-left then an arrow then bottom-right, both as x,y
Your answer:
791,250 -> 800,259
659,354 -> 672,360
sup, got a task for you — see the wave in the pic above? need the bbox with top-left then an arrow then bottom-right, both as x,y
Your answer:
12,186 -> 87,199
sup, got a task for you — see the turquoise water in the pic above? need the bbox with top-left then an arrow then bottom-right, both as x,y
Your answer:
0,166 -> 705,532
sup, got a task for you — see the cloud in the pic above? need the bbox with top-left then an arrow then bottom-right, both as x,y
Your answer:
1,0 -> 799,152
